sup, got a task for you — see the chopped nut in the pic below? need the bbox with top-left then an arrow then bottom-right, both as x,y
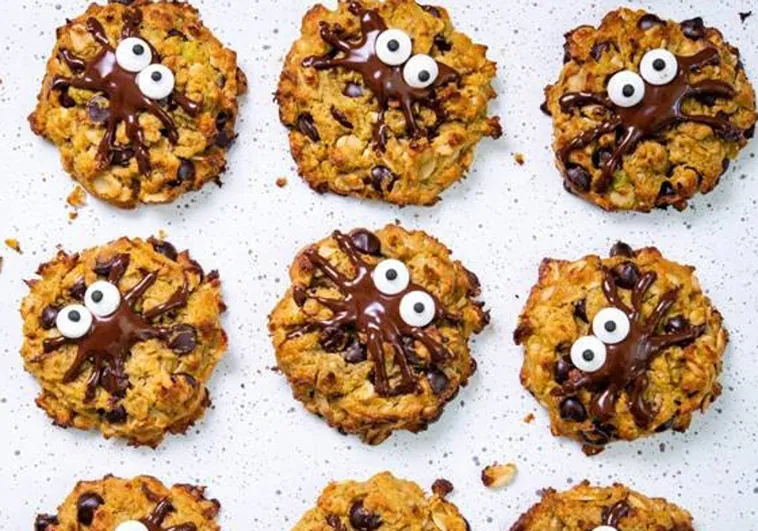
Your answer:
523,413 -> 535,424
276,177 -> 288,188
513,152 -> 525,165
4,239 -> 21,254
481,462 -> 517,489
66,186 -> 87,208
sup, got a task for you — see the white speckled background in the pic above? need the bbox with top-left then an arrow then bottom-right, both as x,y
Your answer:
0,0 -> 756,529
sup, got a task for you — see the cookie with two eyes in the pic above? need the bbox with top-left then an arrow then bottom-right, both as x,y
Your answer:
509,481 -> 693,531
514,242 -> 726,455
29,0 -> 247,208
20,237 -> 228,447
544,8 -> 757,211
276,0 -> 501,206
268,225 -> 488,444
292,472 -> 470,531
34,475 -> 220,531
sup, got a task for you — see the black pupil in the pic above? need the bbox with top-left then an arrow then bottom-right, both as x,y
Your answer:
653,58 -> 666,71
385,269 -> 398,281
91,290 -> 103,303
69,310 -> 81,322
604,321 -> 617,332
418,70 -> 431,82
151,71 -> 163,82
582,349 -> 595,362
387,39 -> 400,52
413,302 -> 425,313
622,84 -> 635,97
133,44 -> 145,56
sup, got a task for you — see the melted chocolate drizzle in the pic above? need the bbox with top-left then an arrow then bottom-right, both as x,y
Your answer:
302,1 -> 459,150
41,253 -> 192,401
51,10 -> 200,174
558,46 -> 743,193
562,252 -> 705,428
140,498 -> 197,531
603,499 -> 631,527
288,230 -> 453,397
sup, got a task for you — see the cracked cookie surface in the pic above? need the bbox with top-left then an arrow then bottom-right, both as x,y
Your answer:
510,481 -> 693,531
544,8 -> 756,211
292,472 -> 470,531
29,0 -> 246,208
515,243 -> 726,454
269,225 -> 487,444
35,475 -> 220,531
20,237 -> 228,447
277,0 -> 501,206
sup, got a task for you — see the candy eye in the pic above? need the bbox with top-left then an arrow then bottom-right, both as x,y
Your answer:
115,37 -> 153,73
570,336 -> 607,373
137,64 -> 175,100
403,54 -> 439,89
375,29 -> 412,66
607,70 -> 645,107
372,259 -> 410,295
55,304 -> 93,339
592,307 -> 630,344
592,527 -> 618,531
115,522 -> 149,531
399,291 -> 436,327
85,280 -> 122,317
640,48 -> 678,86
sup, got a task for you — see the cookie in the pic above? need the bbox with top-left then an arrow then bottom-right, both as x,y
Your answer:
515,242 -> 726,454
544,8 -> 756,211
292,472 -> 470,531
268,225 -> 487,444
20,237 -> 228,447
276,0 -> 501,205
510,481 -> 693,531
29,0 -> 247,208
35,475 -> 220,530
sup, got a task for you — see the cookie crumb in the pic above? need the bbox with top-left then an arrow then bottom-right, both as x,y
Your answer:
4,239 -> 21,254
513,152 -> 525,165
276,177 -> 288,188
66,186 -> 87,208
0,256 -> 4,274
432,478 -> 454,498
739,11 -> 752,22
523,413 -> 535,424
481,462 -> 517,489
67,211 -> 79,221
157,229 -> 169,240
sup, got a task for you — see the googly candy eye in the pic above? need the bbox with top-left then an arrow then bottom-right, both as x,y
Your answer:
84,281 -> 122,318
399,291 -> 436,327
372,259 -> 410,295
592,307 -> 631,344
403,54 -> 439,89
115,37 -> 153,73
55,304 -> 93,339
115,522 -> 149,531
592,527 -> 618,531
570,336 -> 607,373
607,70 -> 645,107
137,64 -> 175,100
375,29 -> 413,66
640,48 -> 678,86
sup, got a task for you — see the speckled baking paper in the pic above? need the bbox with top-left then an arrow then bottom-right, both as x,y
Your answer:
0,0 -> 756,528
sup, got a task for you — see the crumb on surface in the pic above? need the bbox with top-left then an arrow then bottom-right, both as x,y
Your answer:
4,239 -> 21,254
276,177 -> 288,188
66,186 -> 87,208
523,413 -> 535,424
481,462 -> 517,489
514,152 -> 525,165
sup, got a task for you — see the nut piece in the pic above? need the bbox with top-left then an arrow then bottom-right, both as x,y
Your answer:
481,463 -> 517,489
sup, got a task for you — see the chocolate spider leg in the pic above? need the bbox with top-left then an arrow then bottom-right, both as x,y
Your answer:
367,327 -> 390,396
408,328 -> 450,364
629,374 -> 654,427
96,118 -> 121,167
58,49 -> 87,72
83,360 -> 103,401
646,288 -> 680,330
630,272 -> 657,323
649,324 -> 706,350
42,335 -> 74,354
143,283 -> 190,321
595,126 -> 645,193
319,23 -> 355,54
141,97 -> 180,143
559,91 -> 614,112
386,333 -> 416,393
557,120 -> 621,169
590,385 -> 618,421
679,47 -> 720,71
123,272 -> 158,304
681,113 -> 743,140
86,18 -> 111,47
172,92 -> 202,117
688,79 -> 736,99
123,111 -> 152,175
309,294 -> 349,313
305,249 -> 351,286
601,269 -> 633,316
142,499 -> 174,528
399,95 -> 421,137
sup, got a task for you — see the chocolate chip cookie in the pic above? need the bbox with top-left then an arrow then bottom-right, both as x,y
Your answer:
20,237 -> 228,447
29,0 -> 247,208
268,225 -> 487,444
515,242 -> 726,454
276,0 -> 501,205
35,475 -> 220,530
544,8 -> 756,211
510,481 -> 693,531
292,472 -> 470,531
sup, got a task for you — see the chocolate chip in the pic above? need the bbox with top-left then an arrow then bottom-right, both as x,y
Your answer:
573,299 -> 588,323
330,106 -> 353,129
746,124 -> 755,139
87,97 -> 110,123
349,229 -> 381,255
343,82 -> 364,98
610,241 -> 634,258
320,326 -> 349,353
167,28 -> 187,40
611,262 -> 640,289
427,368 -> 449,395
695,92 -> 718,106
58,90 -> 76,108
591,147 -> 613,169
638,13 -> 664,30
370,166 -> 398,193
34,514 -> 59,531
562,38 -> 572,64
148,237 -> 178,261
433,34 -> 452,52
69,277 -> 87,300
103,405 -> 127,424
169,325 -> 198,355
76,492 -> 104,525
658,181 -> 676,197
325,515 -> 346,531
293,286 -> 307,307
421,4 -> 443,18
349,501 -> 382,531
214,129 -> 235,148
680,17 -> 705,40
431,478 -> 454,497
110,148 -> 134,166
343,341 -> 368,364
172,159 -> 196,187
721,158 -> 731,174
539,100 -> 552,116
655,417 -> 676,432
559,397 -> 588,422
296,113 -> 320,142
565,165 -> 591,192
40,305 -> 60,329
590,41 -> 611,61
664,316 -> 690,333
555,356 -> 572,384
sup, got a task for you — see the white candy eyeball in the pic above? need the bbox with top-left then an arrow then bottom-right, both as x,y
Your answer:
85,280 -> 122,318
570,336 -> 607,373
592,527 -> 618,531
640,48 -> 678,86
55,304 -> 93,339
375,29 -> 413,66
592,307 -> 631,344
399,291 -> 436,327
115,521 -> 149,531
137,64 -> 175,100
607,70 -> 645,107
372,259 -> 410,295
115,37 -> 153,73
403,54 -> 439,89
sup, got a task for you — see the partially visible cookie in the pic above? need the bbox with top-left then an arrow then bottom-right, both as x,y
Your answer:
29,1 -> 247,208
269,225 -> 487,444
515,242 -> 726,454
277,0 -> 501,205
292,472 -> 469,531
544,8 -> 756,211
34,475 -> 220,530
510,481 -> 693,530
20,237 -> 228,447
